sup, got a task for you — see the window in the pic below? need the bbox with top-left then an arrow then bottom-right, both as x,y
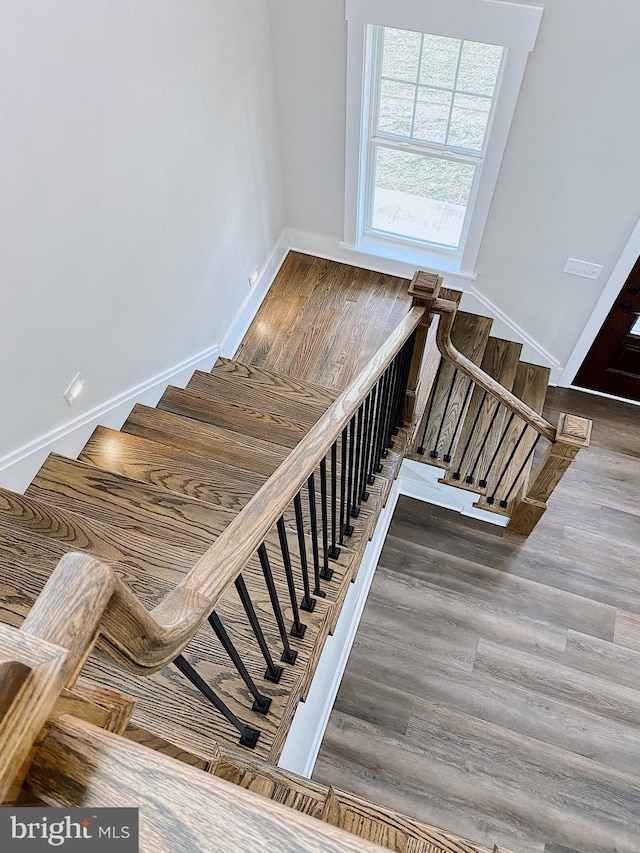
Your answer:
344,0 -> 543,277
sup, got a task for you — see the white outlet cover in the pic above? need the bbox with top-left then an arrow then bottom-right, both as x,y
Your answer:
249,268 -> 259,287
563,258 -> 603,280
63,372 -> 85,405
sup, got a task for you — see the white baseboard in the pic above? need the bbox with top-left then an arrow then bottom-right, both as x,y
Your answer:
278,479 -> 401,778
460,286 -> 561,378
0,231 -> 287,493
220,229 -> 289,358
0,344 -> 222,493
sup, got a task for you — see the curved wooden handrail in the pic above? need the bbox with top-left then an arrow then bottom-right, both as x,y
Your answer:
13,306 -> 426,678
431,298 -> 556,443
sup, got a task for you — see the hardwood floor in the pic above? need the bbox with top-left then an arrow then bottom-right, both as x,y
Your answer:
313,386 -> 640,853
236,251 -> 413,390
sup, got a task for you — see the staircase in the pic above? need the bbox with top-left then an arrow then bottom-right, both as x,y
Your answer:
0,266 -> 593,851
404,276 -> 591,532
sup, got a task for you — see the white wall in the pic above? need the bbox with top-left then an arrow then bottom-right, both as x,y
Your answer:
268,0 -> 640,368
0,0 -> 285,461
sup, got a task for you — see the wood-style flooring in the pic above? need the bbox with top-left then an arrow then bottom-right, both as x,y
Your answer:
239,251 -> 640,852
313,387 -> 640,853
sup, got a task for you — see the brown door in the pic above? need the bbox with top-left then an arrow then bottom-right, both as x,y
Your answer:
574,255 -> 640,402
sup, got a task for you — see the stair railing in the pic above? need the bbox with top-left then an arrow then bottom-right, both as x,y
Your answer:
406,271 -> 592,535
1,305 -> 425,776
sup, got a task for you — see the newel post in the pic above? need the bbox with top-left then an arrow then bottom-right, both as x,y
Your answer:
404,271 -> 443,423
507,413 -> 592,535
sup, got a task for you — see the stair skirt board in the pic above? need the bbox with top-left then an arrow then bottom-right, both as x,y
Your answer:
279,481 -> 401,778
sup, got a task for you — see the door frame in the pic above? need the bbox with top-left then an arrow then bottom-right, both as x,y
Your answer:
560,215 -> 640,391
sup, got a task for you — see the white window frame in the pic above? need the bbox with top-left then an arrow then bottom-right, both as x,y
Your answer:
344,0 -> 543,278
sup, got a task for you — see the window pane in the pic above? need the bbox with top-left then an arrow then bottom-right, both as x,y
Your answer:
382,27 -> 421,82
448,94 -> 491,151
457,40 -> 503,95
378,80 -> 415,137
631,316 -> 640,337
372,147 -> 475,248
419,34 -> 460,89
413,88 -> 451,145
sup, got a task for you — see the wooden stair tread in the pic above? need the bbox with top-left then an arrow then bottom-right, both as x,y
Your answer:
409,312 -> 493,465
122,404 -> 289,478
212,357 -> 339,408
188,369 -> 330,427
79,426 -> 267,513
440,338 -> 523,489
473,362 -> 551,514
0,489 -> 192,605
79,426 -> 376,590
26,453 -> 236,552
158,385 -> 311,449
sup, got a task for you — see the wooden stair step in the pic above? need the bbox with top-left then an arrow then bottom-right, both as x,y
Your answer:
440,338 -> 522,490
79,426 -> 377,564
79,426 -> 267,514
408,312 -> 493,467
473,362 -> 551,515
189,368 -> 331,427
209,743 -> 329,818
83,630 -> 306,764
158,385 -> 310,449
0,488 -> 193,604
122,404 -> 289,478
211,357 -> 339,409
26,453 -> 357,615
26,453 -> 235,552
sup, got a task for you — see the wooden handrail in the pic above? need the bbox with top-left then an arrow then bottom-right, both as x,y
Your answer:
431,297 -> 557,443
8,306 -> 426,682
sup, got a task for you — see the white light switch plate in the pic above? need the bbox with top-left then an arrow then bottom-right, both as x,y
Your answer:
564,258 -> 603,280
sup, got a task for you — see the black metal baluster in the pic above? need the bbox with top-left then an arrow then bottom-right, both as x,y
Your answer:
379,366 -> 392,462
319,458 -> 333,580
479,411 -> 515,488
443,377 -> 474,463
276,517 -> 306,638
485,426 -> 539,507
307,474 -> 325,598
328,441 -> 340,559
384,359 -> 399,449
417,360 -> 443,455
257,543 -> 297,665
344,416 -> 356,537
429,368 -> 458,459
351,405 -> 364,518
358,392 -> 373,503
368,378 -> 384,485
465,400 -> 502,485
293,492 -> 315,612
173,655 -> 260,748
452,390 -> 487,480
208,611 -> 271,713
339,427 -> 348,546
234,575 -> 283,683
